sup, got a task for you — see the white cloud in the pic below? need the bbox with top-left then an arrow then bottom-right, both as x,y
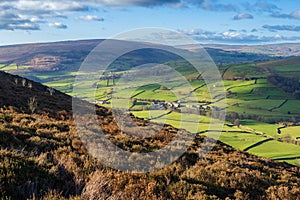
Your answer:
86,0 -> 181,7
222,31 -> 241,38
0,0 -> 93,31
0,10 -> 42,30
2,1 -> 88,12
49,22 -> 67,29
180,28 -> 300,44
233,13 -> 253,20
188,0 -> 239,12
0,0 -> 243,32
271,9 -> 300,19
291,10 -> 300,18
9,22 -> 40,30
253,2 -> 280,13
274,34 -> 282,39
77,15 -> 104,21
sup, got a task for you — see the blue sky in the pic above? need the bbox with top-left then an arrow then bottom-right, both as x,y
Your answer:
0,0 -> 300,45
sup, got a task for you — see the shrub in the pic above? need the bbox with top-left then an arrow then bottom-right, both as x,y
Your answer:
28,97 -> 38,114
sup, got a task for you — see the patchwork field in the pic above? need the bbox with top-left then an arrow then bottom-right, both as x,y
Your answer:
132,110 -> 300,166
1,56 -> 300,167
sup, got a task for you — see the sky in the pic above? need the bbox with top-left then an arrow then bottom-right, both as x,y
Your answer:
0,0 -> 300,45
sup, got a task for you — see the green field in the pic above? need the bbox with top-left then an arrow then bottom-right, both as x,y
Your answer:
276,100 -> 300,114
0,64 -> 30,71
280,126 -> 300,140
215,132 -> 268,150
247,140 -> 300,159
2,59 -> 300,167
240,120 -> 280,137
132,110 -> 300,166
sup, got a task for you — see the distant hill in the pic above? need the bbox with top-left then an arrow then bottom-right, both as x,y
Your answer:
0,71 -> 299,199
257,56 -> 300,68
0,40 -> 102,72
0,40 -> 276,75
180,43 -> 300,57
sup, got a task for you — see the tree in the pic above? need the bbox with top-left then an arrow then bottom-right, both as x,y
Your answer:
106,76 -> 110,86
47,87 -> 55,96
160,85 -> 168,90
28,82 -> 32,89
14,78 -> 18,85
22,79 -> 26,87
277,128 -> 281,134
112,72 -> 115,85
28,96 -> 37,114
131,98 -> 137,106
234,119 -> 240,128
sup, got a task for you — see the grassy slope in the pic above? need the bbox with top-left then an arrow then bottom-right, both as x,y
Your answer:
280,126 -> 300,140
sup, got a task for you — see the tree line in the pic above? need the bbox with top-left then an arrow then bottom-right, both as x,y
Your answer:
267,74 -> 300,99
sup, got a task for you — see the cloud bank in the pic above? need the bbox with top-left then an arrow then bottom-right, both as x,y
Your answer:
0,0 -> 244,31
263,25 -> 300,32
180,28 -> 300,44
0,0 -> 300,44
271,10 -> 300,19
